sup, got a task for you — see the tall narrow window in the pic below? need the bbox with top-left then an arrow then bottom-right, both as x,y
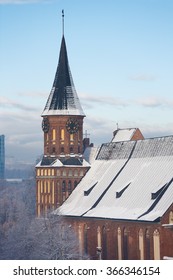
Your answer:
61,129 -> 65,141
145,229 -> 150,260
139,229 -> 144,260
52,129 -> 56,141
37,181 -> 41,204
102,226 -> 107,260
123,228 -> 128,260
153,229 -> 160,260
62,181 -> 66,202
70,134 -> 74,141
97,226 -> 102,260
78,225 -> 83,257
117,227 -> 122,260
169,211 -> 173,224
68,181 -> 72,195
84,224 -> 88,255
52,181 -> 54,205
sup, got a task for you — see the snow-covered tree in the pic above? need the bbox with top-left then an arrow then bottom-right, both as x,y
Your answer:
0,180 -> 88,260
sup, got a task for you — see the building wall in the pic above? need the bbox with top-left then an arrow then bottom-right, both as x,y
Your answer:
64,213 -> 173,260
36,166 -> 89,216
131,128 -> 144,141
43,115 -> 84,157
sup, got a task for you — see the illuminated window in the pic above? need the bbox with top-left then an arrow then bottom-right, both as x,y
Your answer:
37,169 -> 40,176
169,211 -> 173,224
52,169 -> 55,176
70,134 -> 74,141
139,229 -> 144,260
52,129 -> 56,140
48,181 -> 50,193
97,226 -> 101,248
153,229 -> 160,260
117,227 -> 122,260
61,129 -> 65,141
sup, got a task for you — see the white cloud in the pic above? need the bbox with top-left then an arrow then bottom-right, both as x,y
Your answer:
136,96 -> 173,108
81,94 -> 128,109
0,96 -> 38,111
130,74 -> 156,81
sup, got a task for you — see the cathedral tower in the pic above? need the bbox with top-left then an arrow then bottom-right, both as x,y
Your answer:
36,13 -> 90,216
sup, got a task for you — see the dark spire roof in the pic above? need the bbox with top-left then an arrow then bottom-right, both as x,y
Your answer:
42,35 -> 85,116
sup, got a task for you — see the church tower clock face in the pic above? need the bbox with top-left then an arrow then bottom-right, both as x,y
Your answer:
66,118 -> 79,134
42,117 -> 49,133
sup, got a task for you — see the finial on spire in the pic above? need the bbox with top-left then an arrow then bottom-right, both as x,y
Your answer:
62,9 -> 64,36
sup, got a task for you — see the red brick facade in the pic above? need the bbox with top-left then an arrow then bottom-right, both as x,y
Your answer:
64,204 -> 173,260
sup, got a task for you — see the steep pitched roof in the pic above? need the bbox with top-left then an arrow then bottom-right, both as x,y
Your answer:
42,35 -> 85,116
56,136 -> 173,222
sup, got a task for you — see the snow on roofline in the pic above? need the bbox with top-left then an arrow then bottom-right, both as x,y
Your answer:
56,135 -> 173,222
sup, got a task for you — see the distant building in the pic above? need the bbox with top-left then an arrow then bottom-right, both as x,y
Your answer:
0,135 -> 5,179
111,128 -> 144,142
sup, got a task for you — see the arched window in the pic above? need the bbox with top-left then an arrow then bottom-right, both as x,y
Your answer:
145,229 -> 150,260
102,226 -> 107,260
62,181 -> 66,192
117,227 -> 122,260
61,129 -> 64,141
74,181 -> 78,188
97,226 -> 102,260
139,229 -> 144,260
97,226 -> 102,248
84,224 -> 88,255
153,229 -> 160,260
169,211 -> 173,224
78,225 -> 83,257
68,181 -> 72,194
123,228 -> 128,260
62,181 -> 66,202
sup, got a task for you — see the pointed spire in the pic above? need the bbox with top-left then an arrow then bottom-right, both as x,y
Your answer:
62,9 -> 64,36
42,14 -> 85,117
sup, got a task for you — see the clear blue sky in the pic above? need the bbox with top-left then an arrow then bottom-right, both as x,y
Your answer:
1,0 -> 173,164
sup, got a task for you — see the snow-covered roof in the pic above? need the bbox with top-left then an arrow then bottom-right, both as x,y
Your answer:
36,156 -> 90,168
111,128 -> 137,142
83,146 -> 100,164
56,136 -> 173,222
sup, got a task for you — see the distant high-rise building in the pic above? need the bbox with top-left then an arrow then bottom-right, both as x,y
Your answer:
0,135 -> 5,179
